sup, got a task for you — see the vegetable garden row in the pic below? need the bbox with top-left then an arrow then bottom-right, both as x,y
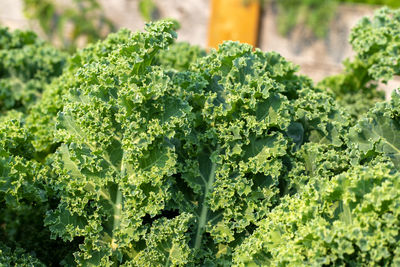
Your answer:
1,7 -> 400,266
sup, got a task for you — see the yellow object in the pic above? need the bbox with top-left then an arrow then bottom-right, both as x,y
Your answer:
208,0 -> 260,49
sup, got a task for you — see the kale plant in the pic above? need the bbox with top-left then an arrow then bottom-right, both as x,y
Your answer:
42,20 -> 349,265
0,27 -> 66,116
320,8 -> 400,121
1,7 -> 400,267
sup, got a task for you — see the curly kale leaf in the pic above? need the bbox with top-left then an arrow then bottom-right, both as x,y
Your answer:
234,159 -> 400,266
349,91 -> 400,169
155,42 -> 206,71
45,20 -> 191,265
350,7 -> 400,82
319,7 -> 400,122
319,58 -> 385,122
168,41 -> 349,264
47,20 -> 350,265
0,27 -> 66,116
0,243 -> 45,267
0,116 -> 78,266
25,27 -> 185,155
0,27 -> 37,49
25,28 -> 136,154
0,119 -> 47,207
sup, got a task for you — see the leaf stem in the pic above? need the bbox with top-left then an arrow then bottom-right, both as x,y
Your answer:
111,153 -> 126,251
194,155 -> 217,250
111,187 -> 123,251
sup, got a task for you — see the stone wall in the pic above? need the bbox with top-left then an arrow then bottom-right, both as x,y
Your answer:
0,0 -> 399,94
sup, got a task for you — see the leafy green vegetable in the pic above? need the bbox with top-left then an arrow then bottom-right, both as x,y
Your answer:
25,28 -> 133,154
319,7 -> 400,121
3,7 -> 400,267
350,7 -> 400,82
45,21 -> 187,265
155,42 -> 206,71
0,116 -> 80,265
234,159 -> 400,266
319,58 -> 385,121
0,119 -> 46,206
349,91 -> 400,168
231,9 -> 400,264
0,27 -> 66,116
42,20 -> 351,265
0,243 -> 46,267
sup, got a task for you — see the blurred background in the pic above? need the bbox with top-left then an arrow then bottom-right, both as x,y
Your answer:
1,0 -> 399,88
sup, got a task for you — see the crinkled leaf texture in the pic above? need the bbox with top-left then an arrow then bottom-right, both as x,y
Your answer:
3,7 -> 400,267
318,7 -> 400,122
0,117 -> 75,266
45,20 -> 192,266
0,243 -> 45,267
0,119 -> 47,208
45,20 -> 351,266
155,42 -> 206,71
319,58 -> 385,122
350,91 -> 400,169
170,41 -> 348,264
233,159 -> 400,266
25,28 -> 133,154
350,8 -> 400,82
0,27 -> 66,116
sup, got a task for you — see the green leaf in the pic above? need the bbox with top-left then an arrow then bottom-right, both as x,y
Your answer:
350,93 -> 400,169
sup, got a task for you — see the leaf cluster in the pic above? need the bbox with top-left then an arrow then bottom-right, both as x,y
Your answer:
1,8 -> 400,266
0,27 -> 66,117
320,7 -> 400,122
38,20 -> 351,265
